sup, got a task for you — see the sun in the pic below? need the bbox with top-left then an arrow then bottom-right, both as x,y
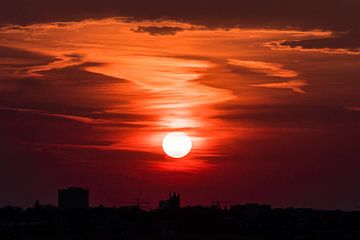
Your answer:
162,132 -> 192,158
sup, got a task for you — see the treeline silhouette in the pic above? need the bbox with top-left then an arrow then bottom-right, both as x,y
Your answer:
1,203 -> 360,239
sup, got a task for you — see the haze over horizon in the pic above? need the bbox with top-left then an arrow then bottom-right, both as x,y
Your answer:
0,0 -> 359,210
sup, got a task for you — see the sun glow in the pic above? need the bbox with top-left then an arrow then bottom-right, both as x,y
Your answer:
162,132 -> 192,158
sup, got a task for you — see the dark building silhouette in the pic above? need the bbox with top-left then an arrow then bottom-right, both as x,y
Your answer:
34,200 -> 41,210
58,187 -> 89,209
2,193 -> 360,239
159,192 -> 180,210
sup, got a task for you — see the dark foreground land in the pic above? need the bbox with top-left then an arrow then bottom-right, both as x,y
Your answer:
1,204 -> 360,240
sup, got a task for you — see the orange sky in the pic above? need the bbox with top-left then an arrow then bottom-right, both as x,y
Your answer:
0,16 -> 359,209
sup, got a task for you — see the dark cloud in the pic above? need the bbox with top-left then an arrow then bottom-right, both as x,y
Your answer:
0,0 -> 358,31
132,26 -> 184,35
280,31 -> 360,53
0,45 -> 55,69
2,1 -> 359,50
0,46 -> 52,61
62,53 -> 84,61
0,107 -> 102,146
0,62 -> 132,111
36,63 -> 128,85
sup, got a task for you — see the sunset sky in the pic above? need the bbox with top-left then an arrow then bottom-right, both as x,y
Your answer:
0,0 -> 359,209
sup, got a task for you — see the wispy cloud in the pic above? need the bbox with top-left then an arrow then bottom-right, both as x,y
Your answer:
250,80 -> 308,94
0,106 -> 101,124
26,53 -> 84,76
227,59 -> 298,78
264,39 -> 360,55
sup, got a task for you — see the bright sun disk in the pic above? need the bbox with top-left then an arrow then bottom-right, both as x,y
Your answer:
162,132 -> 192,158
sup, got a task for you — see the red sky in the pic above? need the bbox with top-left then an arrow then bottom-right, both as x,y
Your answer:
0,1 -> 359,209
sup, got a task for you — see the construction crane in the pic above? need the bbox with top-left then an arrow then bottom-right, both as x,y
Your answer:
211,200 -> 235,209
124,198 -> 151,210
120,198 -> 151,210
